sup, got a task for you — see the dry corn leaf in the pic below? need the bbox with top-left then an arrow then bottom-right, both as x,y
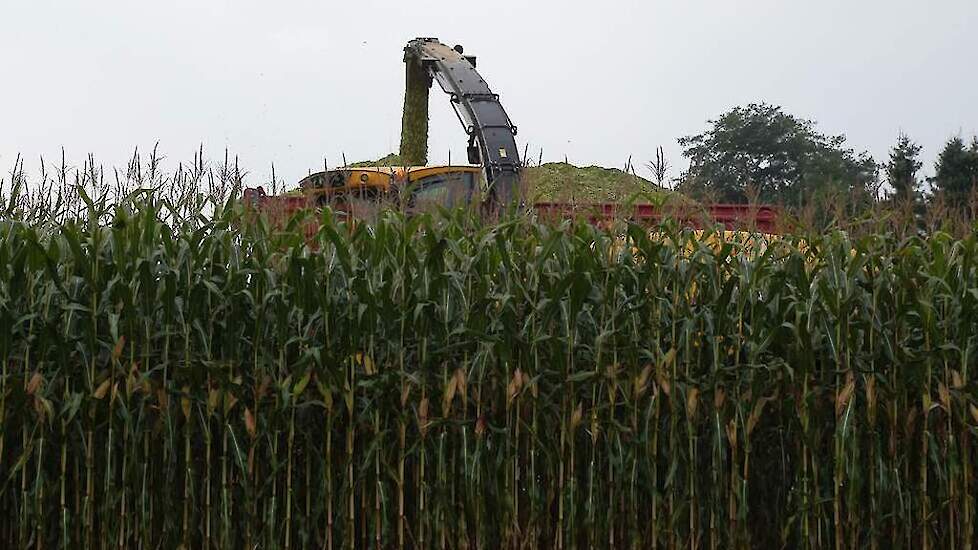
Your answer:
570,403 -> 584,430
506,369 -> 524,407
655,370 -> 671,398
726,419 -> 738,448
660,348 -> 676,369
94,378 -> 112,400
455,368 -> 467,400
655,349 -> 676,397
970,403 -> 978,425
634,364 -> 654,399
180,389 -> 191,421
418,397 -> 430,437
244,408 -> 257,439
864,376 -> 876,408
400,383 -> 411,408
223,392 -> 239,416
112,335 -> 126,361
835,374 -> 856,418
905,407 -> 918,436
443,373 -> 458,415
590,412 -> 600,445
865,376 -> 877,424
156,388 -> 169,411
951,370 -> 965,390
257,376 -> 271,400
475,414 -> 486,437
207,388 -> 220,414
686,387 -> 700,418
27,372 -> 43,396
356,353 -> 376,376
938,383 -> 951,410
33,396 -> 53,422
523,371 -> 536,399
747,396 -> 771,437
714,387 -> 726,410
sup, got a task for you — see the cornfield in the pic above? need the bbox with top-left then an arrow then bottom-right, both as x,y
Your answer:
1,156 -> 978,549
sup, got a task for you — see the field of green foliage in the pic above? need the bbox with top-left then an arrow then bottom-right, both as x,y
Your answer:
1,156 -> 977,549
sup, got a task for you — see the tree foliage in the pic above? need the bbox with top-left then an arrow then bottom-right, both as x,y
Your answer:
678,103 -> 878,207
885,133 -> 922,203
932,136 -> 978,203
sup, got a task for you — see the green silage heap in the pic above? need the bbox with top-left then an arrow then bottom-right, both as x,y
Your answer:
523,162 -> 673,203
347,153 -> 402,168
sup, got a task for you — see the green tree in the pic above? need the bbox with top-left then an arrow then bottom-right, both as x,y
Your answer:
885,133 -> 923,202
678,103 -> 878,206
932,136 -> 978,203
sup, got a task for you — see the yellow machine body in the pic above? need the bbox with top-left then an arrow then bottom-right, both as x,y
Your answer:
298,165 -> 484,209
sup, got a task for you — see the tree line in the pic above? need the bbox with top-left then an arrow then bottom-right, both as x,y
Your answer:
673,103 -> 978,220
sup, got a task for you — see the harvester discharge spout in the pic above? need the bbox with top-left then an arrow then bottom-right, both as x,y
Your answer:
399,37 -> 522,206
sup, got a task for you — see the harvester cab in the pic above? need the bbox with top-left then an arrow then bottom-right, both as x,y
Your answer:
297,164 -> 483,211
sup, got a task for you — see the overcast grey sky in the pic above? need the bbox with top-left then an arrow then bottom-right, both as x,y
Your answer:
2,0 -> 975,188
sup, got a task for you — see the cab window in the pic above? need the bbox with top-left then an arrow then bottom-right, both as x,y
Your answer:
411,171 -> 476,209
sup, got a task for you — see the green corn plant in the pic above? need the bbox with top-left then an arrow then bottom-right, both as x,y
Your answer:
1,156 -> 977,548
